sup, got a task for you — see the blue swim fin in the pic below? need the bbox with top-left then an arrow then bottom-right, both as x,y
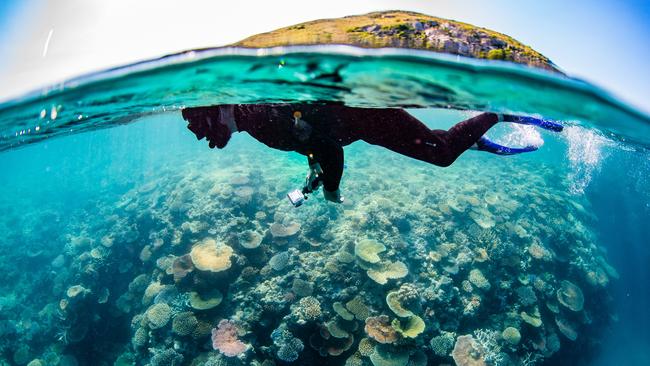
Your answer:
475,136 -> 539,155
502,115 -> 564,132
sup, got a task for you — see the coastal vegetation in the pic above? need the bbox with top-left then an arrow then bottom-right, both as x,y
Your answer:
233,11 -> 559,72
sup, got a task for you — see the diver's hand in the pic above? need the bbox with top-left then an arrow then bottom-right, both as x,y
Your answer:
303,163 -> 323,194
183,107 -> 213,140
323,188 -> 344,204
181,107 -> 231,149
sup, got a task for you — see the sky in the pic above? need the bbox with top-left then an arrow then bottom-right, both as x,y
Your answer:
0,0 -> 648,113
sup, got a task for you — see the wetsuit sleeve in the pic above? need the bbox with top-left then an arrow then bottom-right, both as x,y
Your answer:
305,132 -> 344,192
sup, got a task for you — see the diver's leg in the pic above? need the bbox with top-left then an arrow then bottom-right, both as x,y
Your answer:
355,109 -> 499,167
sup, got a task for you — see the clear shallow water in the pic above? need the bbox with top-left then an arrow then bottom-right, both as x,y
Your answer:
1,46 -> 650,151
0,47 -> 649,366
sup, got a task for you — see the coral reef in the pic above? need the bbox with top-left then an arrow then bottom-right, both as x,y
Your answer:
0,123 -> 618,366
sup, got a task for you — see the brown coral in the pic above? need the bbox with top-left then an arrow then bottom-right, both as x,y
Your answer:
364,315 -> 398,344
451,335 -> 486,366
171,254 -> 194,282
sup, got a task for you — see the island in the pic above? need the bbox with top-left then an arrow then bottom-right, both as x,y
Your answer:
232,10 -> 560,73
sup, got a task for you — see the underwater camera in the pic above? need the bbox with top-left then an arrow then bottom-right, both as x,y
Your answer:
287,172 -> 323,207
287,189 -> 307,207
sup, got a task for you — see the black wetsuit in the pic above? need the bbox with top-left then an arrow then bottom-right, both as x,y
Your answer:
185,104 -> 498,192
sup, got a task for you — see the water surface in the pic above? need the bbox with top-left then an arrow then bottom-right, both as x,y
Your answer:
0,46 -> 649,366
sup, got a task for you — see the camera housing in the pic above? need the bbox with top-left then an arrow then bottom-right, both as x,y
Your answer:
287,189 -> 306,207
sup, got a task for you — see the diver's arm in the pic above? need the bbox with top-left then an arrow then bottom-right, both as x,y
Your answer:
306,134 -> 344,203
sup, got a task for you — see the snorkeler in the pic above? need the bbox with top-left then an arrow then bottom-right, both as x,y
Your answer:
181,104 -> 562,205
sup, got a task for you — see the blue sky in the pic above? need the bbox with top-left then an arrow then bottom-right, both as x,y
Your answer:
0,0 -> 648,112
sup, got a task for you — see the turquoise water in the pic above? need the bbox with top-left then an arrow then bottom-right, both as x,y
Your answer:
0,46 -> 649,366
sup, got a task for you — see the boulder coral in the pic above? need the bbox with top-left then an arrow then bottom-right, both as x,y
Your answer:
291,278 -> 314,297
269,251 -> 290,271
142,281 -> 165,306
145,303 -> 171,329
131,327 -> 148,349
172,311 -> 199,336
149,349 -> 183,366
358,337 -> 375,357
501,327 -> 521,345
528,242 -> 552,261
